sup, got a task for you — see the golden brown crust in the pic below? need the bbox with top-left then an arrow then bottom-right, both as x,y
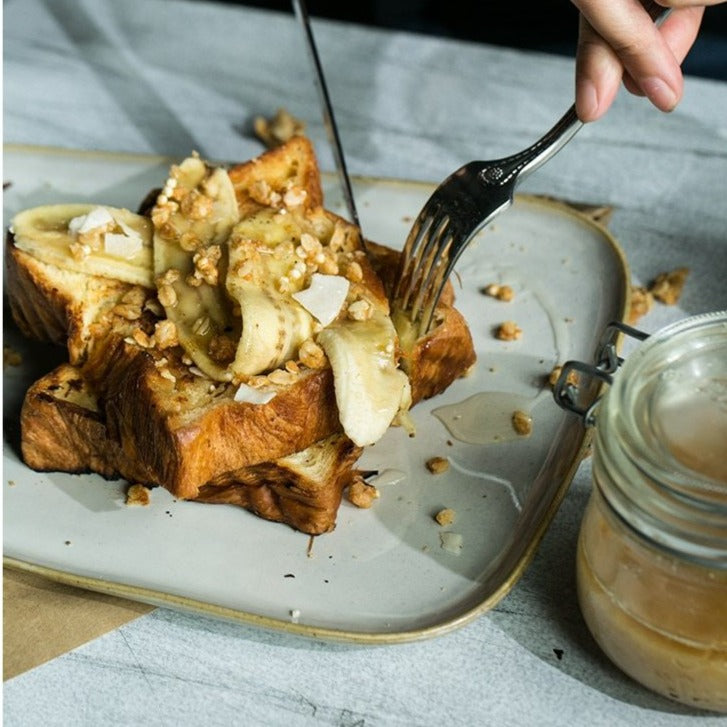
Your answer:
82,333 -> 341,499
20,364 -> 153,482
21,364 -> 361,534
195,435 -> 361,535
228,136 -> 323,218
5,242 -> 138,364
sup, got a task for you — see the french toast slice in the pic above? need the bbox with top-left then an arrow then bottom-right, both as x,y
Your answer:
21,363 -> 361,534
6,136 -> 476,533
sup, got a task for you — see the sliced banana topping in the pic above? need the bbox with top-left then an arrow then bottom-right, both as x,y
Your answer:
152,156 -> 241,381
14,151 -> 414,447
11,204 -> 153,286
317,312 -> 411,447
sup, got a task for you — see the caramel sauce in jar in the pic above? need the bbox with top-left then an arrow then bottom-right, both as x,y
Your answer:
576,312 -> 727,712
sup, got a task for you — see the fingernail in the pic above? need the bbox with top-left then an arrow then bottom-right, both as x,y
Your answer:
577,80 -> 600,122
641,77 -> 678,111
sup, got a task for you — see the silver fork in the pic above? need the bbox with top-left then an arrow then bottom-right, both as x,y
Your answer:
391,104 -> 582,336
392,2 -> 670,338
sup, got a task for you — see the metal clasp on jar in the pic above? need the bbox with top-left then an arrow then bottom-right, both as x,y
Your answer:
553,321 -> 649,426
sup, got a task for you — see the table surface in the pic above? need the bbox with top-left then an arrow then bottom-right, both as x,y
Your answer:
3,1 -> 727,725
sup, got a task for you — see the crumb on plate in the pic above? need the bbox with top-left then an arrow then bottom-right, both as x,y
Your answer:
434,508 -> 456,526
511,409 -> 533,436
126,483 -> 151,506
482,283 -> 514,302
495,320 -> 522,341
347,476 -> 379,508
426,456 -> 450,475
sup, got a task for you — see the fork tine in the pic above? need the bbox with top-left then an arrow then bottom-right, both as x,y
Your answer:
407,227 -> 454,323
393,206 -> 447,307
401,214 -> 451,309
414,252 -> 458,337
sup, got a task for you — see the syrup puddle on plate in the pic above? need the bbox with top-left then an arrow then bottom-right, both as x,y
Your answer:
432,388 -> 552,446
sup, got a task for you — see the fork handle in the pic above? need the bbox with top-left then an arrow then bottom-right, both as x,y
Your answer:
480,0 -> 672,190
479,105 -> 582,189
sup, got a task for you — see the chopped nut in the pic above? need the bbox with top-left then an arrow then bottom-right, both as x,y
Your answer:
131,328 -> 152,348
120,287 -> 147,307
511,409 -> 533,436
253,108 -> 306,148
267,368 -> 296,386
112,303 -> 142,321
347,476 -> 380,509
482,283 -> 514,301
190,244 -> 222,286
628,286 -> 654,324
154,320 -> 179,349
69,241 -> 91,261
283,187 -> 307,209
347,299 -> 373,321
126,484 -> 151,506
434,508 -> 456,526
157,284 -> 178,308
648,267 -> 689,305
426,456 -> 450,475
495,320 -> 522,341
156,268 -> 181,287
298,339 -> 327,369
344,261 -> 363,283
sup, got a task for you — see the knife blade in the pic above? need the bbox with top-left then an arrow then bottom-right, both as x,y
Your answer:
291,0 -> 362,232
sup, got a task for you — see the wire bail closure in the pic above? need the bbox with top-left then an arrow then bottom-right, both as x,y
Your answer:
553,321 -> 649,426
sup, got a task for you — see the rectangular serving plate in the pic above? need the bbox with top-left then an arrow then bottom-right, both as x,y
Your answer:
3,145 -> 628,643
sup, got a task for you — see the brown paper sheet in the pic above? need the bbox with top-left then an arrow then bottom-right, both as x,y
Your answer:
3,567 -> 153,681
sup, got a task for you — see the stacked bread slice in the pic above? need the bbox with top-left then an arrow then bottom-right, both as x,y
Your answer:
6,137 -> 476,534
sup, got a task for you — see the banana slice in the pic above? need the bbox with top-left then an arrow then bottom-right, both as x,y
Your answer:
317,312 -> 411,447
11,204 -> 153,287
225,207 -> 318,378
152,156 -> 240,380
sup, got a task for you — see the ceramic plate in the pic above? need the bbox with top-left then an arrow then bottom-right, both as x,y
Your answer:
3,146 -> 629,643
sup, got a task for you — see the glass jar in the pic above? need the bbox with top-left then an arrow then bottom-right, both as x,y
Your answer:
570,312 -> 727,712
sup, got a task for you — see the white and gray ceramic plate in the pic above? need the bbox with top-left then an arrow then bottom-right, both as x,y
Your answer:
3,146 -> 629,643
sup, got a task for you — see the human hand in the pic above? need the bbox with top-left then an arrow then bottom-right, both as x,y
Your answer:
572,0 -> 725,121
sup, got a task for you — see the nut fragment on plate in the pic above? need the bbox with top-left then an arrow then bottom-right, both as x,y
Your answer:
495,320 -> 522,341
511,409 -> 533,436
253,108 -> 306,148
628,285 -> 654,325
434,508 -> 456,526
648,267 -> 690,305
126,483 -> 151,506
347,476 -> 379,508
482,283 -> 514,301
426,456 -> 450,474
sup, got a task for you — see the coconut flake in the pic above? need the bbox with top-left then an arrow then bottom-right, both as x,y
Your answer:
234,383 -> 276,405
439,532 -> 463,555
292,273 -> 349,327
68,206 -> 114,236
104,232 -> 143,259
